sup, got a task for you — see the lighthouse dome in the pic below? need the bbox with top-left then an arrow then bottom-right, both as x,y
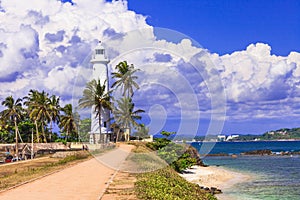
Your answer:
91,41 -> 109,63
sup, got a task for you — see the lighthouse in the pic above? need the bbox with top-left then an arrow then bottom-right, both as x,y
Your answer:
90,42 -> 111,144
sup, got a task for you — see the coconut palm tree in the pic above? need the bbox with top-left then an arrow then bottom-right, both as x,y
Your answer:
112,97 -> 144,141
112,61 -> 140,97
60,104 -> 77,142
24,90 -> 41,142
78,79 -> 111,143
24,90 -> 51,143
1,96 -> 24,158
48,95 -> 61,142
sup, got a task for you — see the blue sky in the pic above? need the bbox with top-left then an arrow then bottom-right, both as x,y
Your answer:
128,0 -> 300,56
0,0 -> 300,137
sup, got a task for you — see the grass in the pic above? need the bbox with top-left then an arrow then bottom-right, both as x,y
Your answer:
135,167 -> 217,200
126,142 -> 217,200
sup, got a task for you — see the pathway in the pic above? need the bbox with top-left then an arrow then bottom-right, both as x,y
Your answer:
0,144 -> 134,200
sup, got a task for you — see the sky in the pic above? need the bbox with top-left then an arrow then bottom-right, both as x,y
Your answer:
0,0 -> 300,137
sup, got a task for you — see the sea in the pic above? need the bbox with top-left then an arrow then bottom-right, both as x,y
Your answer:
191,141 -> 300,200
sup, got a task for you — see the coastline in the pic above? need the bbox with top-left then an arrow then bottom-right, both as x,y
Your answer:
179,165 -> 251,200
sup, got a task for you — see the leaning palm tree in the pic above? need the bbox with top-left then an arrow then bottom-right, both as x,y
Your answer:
112,97 -> 144,141
112,61 -> 140,97
60,104 -> 77,142
47,95 -> 61,142
1,96 -> 24,158
78,79 -> 111,143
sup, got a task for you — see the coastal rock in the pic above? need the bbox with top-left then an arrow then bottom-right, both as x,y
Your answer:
199,186 -> 222,195
185,146 -> 206,166
242,149 -> 272,155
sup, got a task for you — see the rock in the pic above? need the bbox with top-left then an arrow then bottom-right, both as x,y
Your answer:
242,149 -> 272,155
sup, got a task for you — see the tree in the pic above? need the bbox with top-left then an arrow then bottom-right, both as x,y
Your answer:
112,97 -> 144,141
47,95 -> 61,142
112,61 -> 140,97
78,79 -> 111,143
134,123 -> 149,139
60,104 -> 77,142
25,90 -> 51,143
0,96 -> 24,157
78,118 -> 91,142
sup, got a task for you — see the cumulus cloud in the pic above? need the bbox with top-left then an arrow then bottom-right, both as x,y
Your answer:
0,0 -> 300,129
0,0 -> 149,105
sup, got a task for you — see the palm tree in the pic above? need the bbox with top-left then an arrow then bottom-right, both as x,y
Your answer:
134,123 -> 149,139
78,79 -> 111,143
48,95 -> 61,142
24,90 -> 51,143
60,104 -> 77,142
112,97 -> 144,141
24,90 -> 40,142
1,96 -> 24,158
112,61 -> 140,97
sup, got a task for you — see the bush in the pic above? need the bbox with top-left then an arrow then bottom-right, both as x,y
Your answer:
135,167 -> 217,200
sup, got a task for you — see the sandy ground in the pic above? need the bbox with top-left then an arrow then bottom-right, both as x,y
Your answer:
180,165 -> 251,200
0,144 -> 134,200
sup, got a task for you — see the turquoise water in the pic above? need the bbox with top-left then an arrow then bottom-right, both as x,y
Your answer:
191,141 -> 300,200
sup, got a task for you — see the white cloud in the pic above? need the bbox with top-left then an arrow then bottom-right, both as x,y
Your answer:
0,0 -> 149,105
0,0 -> 300,125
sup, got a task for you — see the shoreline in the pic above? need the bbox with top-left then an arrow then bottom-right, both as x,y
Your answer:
179,165 -> 251,200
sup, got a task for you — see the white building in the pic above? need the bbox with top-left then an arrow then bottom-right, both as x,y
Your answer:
217,135 -> 226,142
226,134 -> 239,141
89,42 -> 112,144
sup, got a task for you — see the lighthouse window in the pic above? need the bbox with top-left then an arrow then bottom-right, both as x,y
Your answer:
96,49 -> 104,55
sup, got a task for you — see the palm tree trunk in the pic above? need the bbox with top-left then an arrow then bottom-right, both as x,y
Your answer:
14,117 -> 18,160
116,128 -> 120,142
35,120 -> 39,143
98,106 -> 102,144
41,121 -> 47,143
65,130 -> 68,142
49,120 -> 53,142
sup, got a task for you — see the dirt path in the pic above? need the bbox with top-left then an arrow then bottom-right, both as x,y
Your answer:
0,144 -> 134,200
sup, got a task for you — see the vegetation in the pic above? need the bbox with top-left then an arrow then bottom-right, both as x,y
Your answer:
111,61 -> 140,98
146,131 -> 198,173
261,128 -> 300,140
110,61 -> 145,141
112,97 -> 144,141
124,141 -> 215,199
0,90 -> 81,144
135,167 -> 217,200
59,104 -> 78,142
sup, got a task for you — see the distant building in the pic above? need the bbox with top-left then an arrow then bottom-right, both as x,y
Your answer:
226,134 -> 239,141
217,135 -> 226,142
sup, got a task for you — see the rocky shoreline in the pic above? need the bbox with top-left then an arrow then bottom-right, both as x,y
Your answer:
179,165 -> 251,199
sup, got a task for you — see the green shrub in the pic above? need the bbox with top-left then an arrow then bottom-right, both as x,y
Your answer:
135,167 -> 217,200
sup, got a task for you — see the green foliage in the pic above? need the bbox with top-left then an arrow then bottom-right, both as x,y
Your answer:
57,153 -> 89,165
145,131 -> 201,172
161,130 -> 175,137
59,104 -> 78,142
135,167 -> 217,200
54,138 -> 67,145
261,128 -> 300,140
78,118 -> 91,142
146,138 -> 171,150
171,153 -> 197,172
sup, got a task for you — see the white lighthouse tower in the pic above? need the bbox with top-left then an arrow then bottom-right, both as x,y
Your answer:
90,42 -> 111,144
